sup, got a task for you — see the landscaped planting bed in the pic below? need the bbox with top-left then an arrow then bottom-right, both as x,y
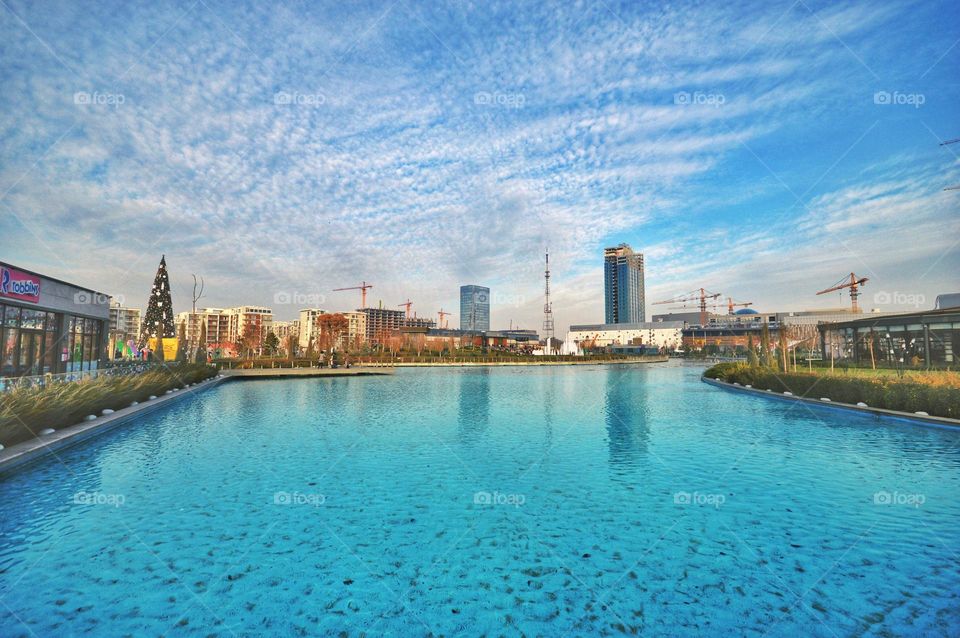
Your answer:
0,364 -> 217,447
704,363 -> 960,420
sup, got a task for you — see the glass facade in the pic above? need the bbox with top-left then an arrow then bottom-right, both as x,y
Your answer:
459,285 -> 490,332
0,302 -> 105,377
604,244 -> 645,324
819,310 -> 960,369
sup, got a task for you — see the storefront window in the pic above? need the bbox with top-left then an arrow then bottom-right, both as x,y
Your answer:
21,309 -> 45,330
0,301 -> 106,377
43,331 -> 56,373
3,305 -> 19,327
2,328 -> 17,376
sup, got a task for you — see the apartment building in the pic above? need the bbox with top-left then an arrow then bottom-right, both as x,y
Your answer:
298,308 -> 326,350
109,302 -> 141,344
224,306 -> 273,352
175,308 -> 231,352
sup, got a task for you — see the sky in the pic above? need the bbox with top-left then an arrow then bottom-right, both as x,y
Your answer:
1,0 -> 958,330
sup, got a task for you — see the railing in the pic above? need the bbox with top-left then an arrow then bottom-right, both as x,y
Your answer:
0,361 -> 162,392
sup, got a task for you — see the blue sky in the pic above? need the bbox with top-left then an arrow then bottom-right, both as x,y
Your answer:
1,0 -> 958,329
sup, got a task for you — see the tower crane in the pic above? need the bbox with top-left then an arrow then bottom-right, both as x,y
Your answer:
726,297 -> 753,315
437,309 -> 450,329
398,299 -> 413,318
654,288 -> 722,326
816,273 -> 868,313
332,281 -> 372,309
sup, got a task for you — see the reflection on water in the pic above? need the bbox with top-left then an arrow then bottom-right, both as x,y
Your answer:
604,367 -> 649,468
457,368 -> 490,444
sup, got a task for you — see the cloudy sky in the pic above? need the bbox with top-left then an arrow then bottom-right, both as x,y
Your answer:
1,0 -> 958,329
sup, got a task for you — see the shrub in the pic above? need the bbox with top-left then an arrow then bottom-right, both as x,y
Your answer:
703,364 -> 960,420
0,364 -> 216,447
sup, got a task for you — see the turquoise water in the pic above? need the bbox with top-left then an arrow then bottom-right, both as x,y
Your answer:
1,363 -> 959,637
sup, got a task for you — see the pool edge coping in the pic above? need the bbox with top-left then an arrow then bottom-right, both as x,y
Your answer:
701,375 -> 960,429
0,375 -> 230,476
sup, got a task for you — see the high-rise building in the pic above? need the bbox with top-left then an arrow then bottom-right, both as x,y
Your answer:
604,244 -> 645,324
460,285 -> 490,332
361,306 -> 404,344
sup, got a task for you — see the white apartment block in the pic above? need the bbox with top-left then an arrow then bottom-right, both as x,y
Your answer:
224,306 -> 273,348
109,302 -> 141,343
298,308 -> 326,350
272,320 -> 300,353
342,311 -> 367,349
176,308 -> 231,351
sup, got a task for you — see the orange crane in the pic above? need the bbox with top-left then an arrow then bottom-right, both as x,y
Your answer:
726,297 -> 753,315
816,273 -> 868,313
398,299 -> 413,318
654,288 -> 722,326
437,309 -> 450,329
332,281 -> 372,309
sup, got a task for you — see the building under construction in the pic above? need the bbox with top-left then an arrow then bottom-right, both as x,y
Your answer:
360,306 -> 404,344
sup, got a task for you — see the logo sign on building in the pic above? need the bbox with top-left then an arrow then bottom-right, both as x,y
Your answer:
0,266 -> 41,303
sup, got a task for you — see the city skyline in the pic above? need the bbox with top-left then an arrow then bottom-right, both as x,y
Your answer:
1,0 -> 958,329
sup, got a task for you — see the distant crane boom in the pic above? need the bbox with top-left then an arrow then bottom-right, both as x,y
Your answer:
816,273 -> 868,313
437,308 -> 450,329
726,297 -> 753,315
654,287 -> 722,325
332,281 -> 373,309
398,299 -> 413,319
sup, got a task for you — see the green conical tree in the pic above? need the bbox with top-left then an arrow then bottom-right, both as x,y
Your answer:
176,320 -> 187,362
140,255 -> 176,347
746,333 -> 759,366
195,320 -> 208,363
760,323 -> 771,367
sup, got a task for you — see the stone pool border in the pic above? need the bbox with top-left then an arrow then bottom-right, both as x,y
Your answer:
702,375 -> 960,429
0,375 -> 230,476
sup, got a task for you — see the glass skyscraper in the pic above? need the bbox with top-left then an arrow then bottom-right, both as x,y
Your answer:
604,244 -> 645,324
459,285 -> 490,332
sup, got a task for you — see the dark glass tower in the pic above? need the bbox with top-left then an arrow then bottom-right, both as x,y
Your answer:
459,285 -> 490,332
604,244 -> 645,324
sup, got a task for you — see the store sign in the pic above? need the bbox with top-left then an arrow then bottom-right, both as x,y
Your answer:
0,266 -> 41,303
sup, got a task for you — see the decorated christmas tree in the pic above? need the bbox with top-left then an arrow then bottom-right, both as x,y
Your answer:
140,255 -> 176,347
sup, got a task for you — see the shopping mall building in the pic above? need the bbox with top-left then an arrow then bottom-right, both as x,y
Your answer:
1,262 -> 111,378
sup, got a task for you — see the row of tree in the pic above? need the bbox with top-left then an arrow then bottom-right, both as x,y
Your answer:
748,323 -> 793,372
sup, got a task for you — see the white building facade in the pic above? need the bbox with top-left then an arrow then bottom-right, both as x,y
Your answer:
564,321 -> 683,354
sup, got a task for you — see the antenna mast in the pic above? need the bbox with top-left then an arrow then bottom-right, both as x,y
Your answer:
543,249 -> 555,354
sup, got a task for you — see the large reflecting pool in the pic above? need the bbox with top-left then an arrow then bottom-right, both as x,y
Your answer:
1,363 -> 958,636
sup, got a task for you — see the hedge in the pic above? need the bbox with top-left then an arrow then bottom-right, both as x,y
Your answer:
704,363 -> 960,420
0,364 -> 217,447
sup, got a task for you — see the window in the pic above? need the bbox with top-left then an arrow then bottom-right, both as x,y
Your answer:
3,305 -> 20,327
